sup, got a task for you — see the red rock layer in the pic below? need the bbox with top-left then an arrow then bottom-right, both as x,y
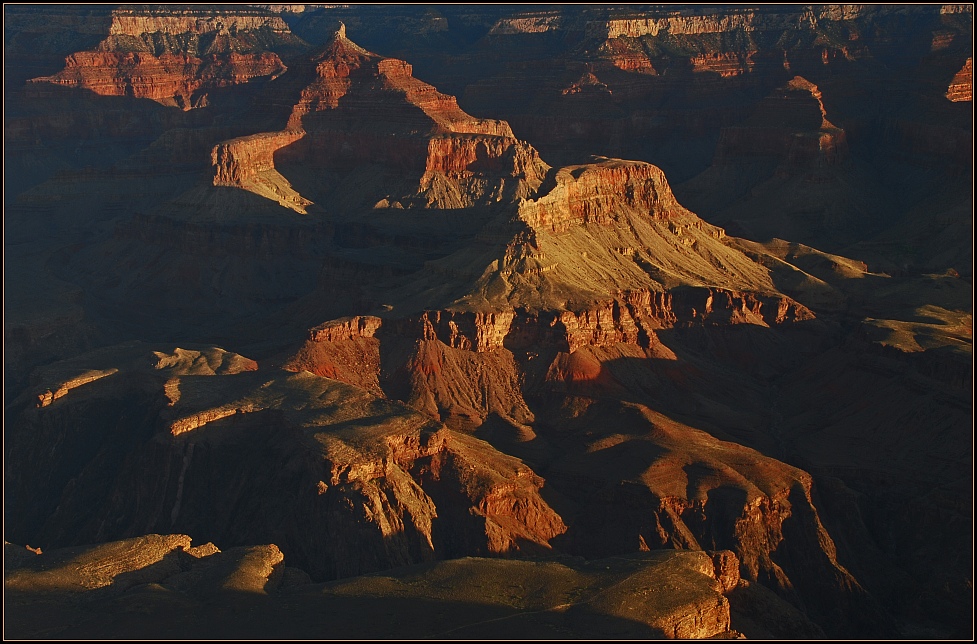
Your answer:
211,130 -> 305,186
287,286 -> 812,396
945,57 -> 972,102
690,52 -> 756,77
518,159 -> 686,233
597,40 -> 657,74
28,7 -> 298,110
35,51 -> 286,109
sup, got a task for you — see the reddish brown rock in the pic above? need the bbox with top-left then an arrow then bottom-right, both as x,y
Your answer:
518,158 -> 687,233
945,57 -> 972,102
27,6 -> 302,109
208,24 -> 545,211
35,51 -> 287,110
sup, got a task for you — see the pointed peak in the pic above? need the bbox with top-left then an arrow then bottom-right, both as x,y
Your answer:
310,19 -> 373,62
328,20 -> 369,53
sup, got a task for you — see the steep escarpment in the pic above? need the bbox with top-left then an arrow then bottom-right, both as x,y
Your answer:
285,281 -> 813,436
35,50 -> 287,110
518,159 -> 685,232
945,57 -> 972,101
28,6 -> 306,110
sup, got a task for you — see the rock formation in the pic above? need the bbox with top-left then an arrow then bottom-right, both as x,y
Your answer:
3,5 -> 971,640
207,23 -> 546,213
4,344 -> 566,581
28,6 -> 305,110
5,537 -> 748,639
946,57 -> 973,101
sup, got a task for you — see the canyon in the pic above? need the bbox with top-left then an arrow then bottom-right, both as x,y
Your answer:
4,4 -> 972,640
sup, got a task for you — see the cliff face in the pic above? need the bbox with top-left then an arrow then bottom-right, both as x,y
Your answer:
106,8 -> 293,38
36,50 -> 287,110
945,57 -> 972,101
518,159 -> 684,232
28,6 -> 304,110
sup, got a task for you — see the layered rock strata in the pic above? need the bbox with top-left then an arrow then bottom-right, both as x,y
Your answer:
945,57 -> 972,102
28,7 -> 304,110
4,344 -> 565,581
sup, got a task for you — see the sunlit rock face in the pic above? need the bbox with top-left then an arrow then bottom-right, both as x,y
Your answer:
946,57 -> 972,101
28,6 -> 304,109
4,4 -> 971,640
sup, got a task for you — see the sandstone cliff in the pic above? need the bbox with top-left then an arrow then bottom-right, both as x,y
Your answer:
945,57 -> 972,101
27,6 -> 305,110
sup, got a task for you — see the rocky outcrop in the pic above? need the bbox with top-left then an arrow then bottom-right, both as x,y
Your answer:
945,57 -> 972,102
308,315 -> 383,343
5,538 -> 743,639
211,130 -> 310,211
106,7 -> 293,38
4,346 -> 565,581
284,316 -> 385,393
35,51 -> 287,110
518,158 -> 688,233
212,130 -> 305,186
28,6 -> 302,110
545,400 -> 884,635
285,24 -> 512,139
